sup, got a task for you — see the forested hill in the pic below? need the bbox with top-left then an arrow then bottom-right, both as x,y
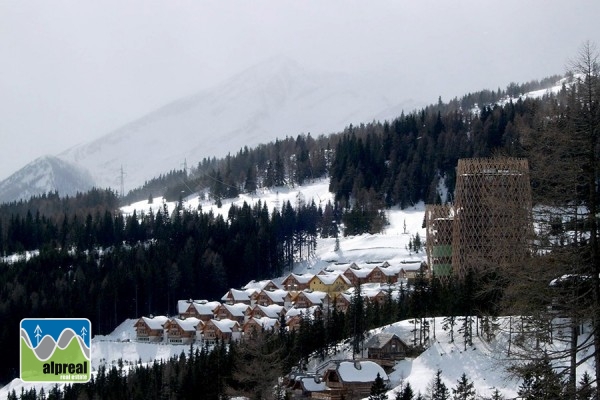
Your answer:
122,74 -> 563,207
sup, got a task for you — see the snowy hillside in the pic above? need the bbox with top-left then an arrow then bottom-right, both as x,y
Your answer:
121,178 -> 427,269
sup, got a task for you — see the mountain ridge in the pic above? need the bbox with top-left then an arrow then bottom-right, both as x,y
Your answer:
0,57 -> 418,203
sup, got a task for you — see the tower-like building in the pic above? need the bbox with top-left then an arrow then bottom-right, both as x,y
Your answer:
426,157 -> 533,280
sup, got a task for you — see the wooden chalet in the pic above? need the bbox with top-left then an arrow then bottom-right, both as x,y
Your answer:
365,333 -> 409,363
333,292 -> 352,313
399,262 -> 429,281
365,289 -> 388,306
213,303 -> 249,324
366,266 -> 399,284
201,319 -> 241,344
221,289 -> 252,305
342,267 -> 370,286
178,299 -> 220,321
255,289 -> 292,307
321,361 -> 388,399
242,317 -> 280,336
308,274 -> 351,294
250,304 -> 286,319
134,315 -> 168,342
286,373 -> 328,398
293,290 -> 329,309
281,273 -> 314,291
164,317 -> 201,345
242,279 -> 280,292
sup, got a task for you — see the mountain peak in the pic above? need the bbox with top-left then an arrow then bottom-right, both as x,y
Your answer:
0,156 -> 94,203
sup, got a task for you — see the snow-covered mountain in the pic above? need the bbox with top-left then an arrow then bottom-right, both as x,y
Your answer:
0,57 -> 417,203
58,56 -> 417,192
0,156 -> 94,203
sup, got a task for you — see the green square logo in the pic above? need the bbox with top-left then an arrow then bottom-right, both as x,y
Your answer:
20,318 -> 91,383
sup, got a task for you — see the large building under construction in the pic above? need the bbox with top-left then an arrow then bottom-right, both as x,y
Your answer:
426,157 -> 533,280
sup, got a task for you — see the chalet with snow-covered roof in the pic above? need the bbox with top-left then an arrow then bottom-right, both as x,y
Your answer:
342,266 -> 370,286
365,333 -> 409,363
285,306 -> 321,332
293,290 -> 329,309
321,360 -> 389,399
201,319 -> 241,344
242,317 -> 280,336
399,262 -> 429,281
281,273 -> 315,291
164,317 -> 201,345
333,292 -> 352,313
364,288 -> 389,306
366,266 -> 399,284
213,303 -> 249,324
242,279 -> 280,292
255,289 -> 292,307
178,299 -> 220,321
134,315 -> 168,342
287,373 -> 328,398
308,274 -> 351,294
250,304 -> 286,319
221,289 -> 253,305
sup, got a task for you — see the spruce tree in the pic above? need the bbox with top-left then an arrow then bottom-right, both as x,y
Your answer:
396,382 -> 414,400
369,372 -> 388,400
451,373 -> 476,400
428,369 -> 450,400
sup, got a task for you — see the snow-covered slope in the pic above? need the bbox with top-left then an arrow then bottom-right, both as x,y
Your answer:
58,57 -> 417,192
0,156 -> 94,203
1,178 -> 596,399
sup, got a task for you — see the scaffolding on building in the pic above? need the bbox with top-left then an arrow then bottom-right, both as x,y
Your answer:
425,157 -> 533,281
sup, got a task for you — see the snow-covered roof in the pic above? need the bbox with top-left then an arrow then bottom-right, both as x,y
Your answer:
284,273 -> 315,284
297,290 -> 328,304
364,333 -> 405,349
168,317 -> 201,332
336,361 -> 388,383
345,267 -> 371,278
223,303 -> 250,317
242,279 -> 280,291
210,318 -> 239,333
254,304 -> 285,318
312,274 -> 350,285
141,315 -> 168,330
221,288 -> 252,302
178,299 -> 220,314
193,301 -> 221,315
260,289 -> 290,302
247,317 -> 279,330
301,376 -> 327,392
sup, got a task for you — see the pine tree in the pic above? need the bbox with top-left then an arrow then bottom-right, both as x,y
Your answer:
396,382 -> 414,400
451,373 -> 476,400
369,372 -> 389,400
428,370 -> 450,400
515,355 -> 563,399
349,283 -> 366,358
577,372 -> 596,400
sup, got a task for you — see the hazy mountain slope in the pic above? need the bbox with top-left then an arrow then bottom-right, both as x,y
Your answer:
58,57 -> 417,192
0,156 -> 94,203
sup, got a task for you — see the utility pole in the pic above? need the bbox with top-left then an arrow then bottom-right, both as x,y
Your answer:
119,165 -> 126,198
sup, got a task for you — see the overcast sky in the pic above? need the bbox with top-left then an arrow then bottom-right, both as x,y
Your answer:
1,0 -> 599,180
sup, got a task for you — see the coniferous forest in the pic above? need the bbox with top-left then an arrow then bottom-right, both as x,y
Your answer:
0,53 -> 598,398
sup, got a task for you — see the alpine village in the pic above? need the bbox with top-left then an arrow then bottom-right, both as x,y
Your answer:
1,43 -> 600,400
